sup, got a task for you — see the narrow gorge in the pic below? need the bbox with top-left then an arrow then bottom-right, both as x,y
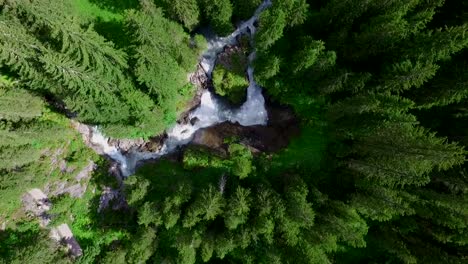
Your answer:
76,0 -> 273,177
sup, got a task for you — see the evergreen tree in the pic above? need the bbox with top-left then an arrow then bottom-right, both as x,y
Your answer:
155,0 -> 200,31
183,185 -> 224,228
277,177 -> 315,246
352,183 -> 417,221
290,37 -> 325,74
232,0 -> 262,20
162,182 -> 192,229
410,58 -> 468,108
340,113 -> 466,187
379,59 -> 440,93
125,5 -> 199,123
405,24 -> 468,62
224,186 -> 251,229
255,8 -> 286,50
0,87 -> 43,122
199,0 -> 233,35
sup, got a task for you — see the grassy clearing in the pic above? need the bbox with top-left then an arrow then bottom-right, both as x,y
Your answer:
70,0 -> 123,22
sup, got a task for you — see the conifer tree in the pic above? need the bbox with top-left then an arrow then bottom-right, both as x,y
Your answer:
349,121 -> 465,187
13,0 -> 129,83
199,0 -> 233,35
155,0 -> 200,31
379,59 -> 440,93
278,177 -> 315,246
183,185 -> 225,228
0,87 -> 43,122
125,5 -> 199,121
138,202 -> 163,227
290,37 -> 325,74
405,24 -> 468,62
410,59 -> 468,108
224,186 -> 251,229
232,0 -> 262,20
255,8 -> 286,50
162,182 -> 192,229
351,183 -> 417,221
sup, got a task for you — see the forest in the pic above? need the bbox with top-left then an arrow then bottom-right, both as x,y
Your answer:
0,0 -> 467,263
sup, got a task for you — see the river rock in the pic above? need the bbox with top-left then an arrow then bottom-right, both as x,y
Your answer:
191,104 -> 299,153
108,138 -> 146,152
192,128 -> 224,150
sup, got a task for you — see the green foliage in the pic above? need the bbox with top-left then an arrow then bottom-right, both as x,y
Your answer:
255,8 -> 286,50
232,0 -> 262,19
199,0 -> 233,35
227,143 -> 254,179
124,175 -> 150,206
224,186 -> 251,229
0,87 -> 43,122
155,0 -> 200,31
0,222 -> 68,264
212,65 -> 249,104
348,120 -> 465,187
2,0 -> 468,263
125,5 -> 200,126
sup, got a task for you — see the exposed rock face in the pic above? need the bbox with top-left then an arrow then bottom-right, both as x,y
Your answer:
44,160 -> 96,199
50,224 -> 83,258
216,45 -> 249,72
72,120 -> 164,155
192,105 -> 299,153
98,187 -> 127,212
22,189 -> 51,227
179,63 -> 210,125
189,63 -> 210,89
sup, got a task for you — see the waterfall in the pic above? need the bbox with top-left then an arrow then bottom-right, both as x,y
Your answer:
90,0 -> 272,176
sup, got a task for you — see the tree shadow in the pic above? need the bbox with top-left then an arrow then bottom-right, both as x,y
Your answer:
94,18 -> 132,50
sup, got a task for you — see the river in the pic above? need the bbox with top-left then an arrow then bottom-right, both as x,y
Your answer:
88,0 -> 272,177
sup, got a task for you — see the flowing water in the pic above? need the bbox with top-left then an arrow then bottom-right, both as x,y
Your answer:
90,0 -> 272,177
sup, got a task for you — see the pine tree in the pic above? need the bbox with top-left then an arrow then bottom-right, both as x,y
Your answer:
405,24 -> 468,62
255,8 -> 286,50
127,227 -> 157,264
227,143 -> 254,179
277,177 -> 315,246
155,0 -> 200,31
379,59 -> 440,93
410,58 -> 468,108
125,6 -> 198,121
138,202 -> 163,227
0,14 -> 49,86
273,0 -> 309,27
0,3 -> 145,130
348,116 -> 465,187
0,87 -> 43,122
199,0 -> 233,35
232,0 -> 262,20
224,186 -> 251,229
290,37 -> 325,74
315,199 -> 368,248
316,70 -> 371,95
251,186 -> 278,244
183,185 -> 224,228
125,176 -> 151,206
351,183 -> 417,221
328,92 -> 414,122
162,182 -> 192,229
13,0 -> 129,83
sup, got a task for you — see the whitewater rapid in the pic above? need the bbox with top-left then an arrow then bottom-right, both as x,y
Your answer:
91,0 -> 271,177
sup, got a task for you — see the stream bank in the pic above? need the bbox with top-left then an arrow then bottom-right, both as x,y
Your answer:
72,0 -> 299,178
